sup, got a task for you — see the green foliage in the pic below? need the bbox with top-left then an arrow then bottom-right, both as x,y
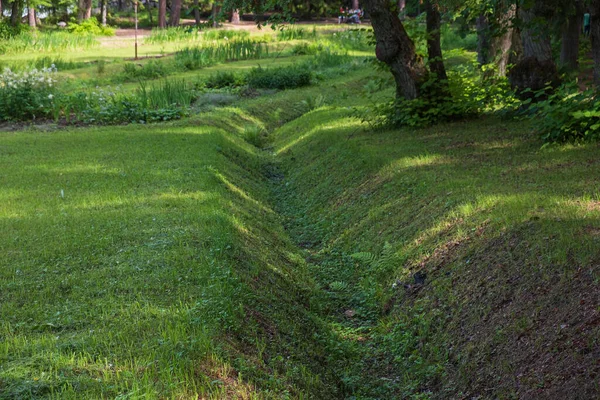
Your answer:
0,31 -> 98,54
276,26 -> 316,41
242,125 -> 271,148
175,40 -> 269,70
68,18 -> 115,36
0,20 -> 30,39
328,28 -> 373,52
145,26 -> 202,43
290,42 -> 323,56
366,66 -> 517,129
247,65 -> 312,90
0,67 -> 57,121
204,71 -> 245,88
525,84 -> 600,144
121,60 -> 168,79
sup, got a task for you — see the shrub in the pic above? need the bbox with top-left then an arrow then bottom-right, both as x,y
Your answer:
0,66 -> 57,121
291,42 -> 323,56
247,65 -> 312,90
121,60 -> 168,79
242,125 -> 271,148
277,26 -> 315,41
68,18 -> 115,36
524,84 -> 600,144
204,71 -> 245,88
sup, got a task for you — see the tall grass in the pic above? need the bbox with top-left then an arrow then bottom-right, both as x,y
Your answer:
175,40 -> 269,70
138,79 -> 194,108
276,26 -> 317,41
145,27 -> 250,44
145,26 -> 201,44
0,31 -> 98,54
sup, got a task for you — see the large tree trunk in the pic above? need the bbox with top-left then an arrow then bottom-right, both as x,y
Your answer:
508,1 -> 559,96
169,0 -> 181,26
10,0 -> 22,26
230,8 -> 239,24
27,2 -> 34,27
158,0 -> 166,28
425,0 -> 447,83
0,0 -> 3,20
363,0 -> 427,99
478,3 -> 517,77
78,0 -> 92,21
560,1 -> 583,71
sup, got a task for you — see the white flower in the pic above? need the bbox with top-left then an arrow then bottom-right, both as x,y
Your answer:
48,94 -> 54,99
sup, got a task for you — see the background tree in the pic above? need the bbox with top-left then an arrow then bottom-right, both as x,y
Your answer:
158,0 -> 166,27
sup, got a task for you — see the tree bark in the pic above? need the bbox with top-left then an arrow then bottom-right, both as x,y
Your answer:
0,0 -> 3,20
363,0 -> 427,99
11,0 -> 22,26
211,2 -> 218,28
78,0 -> 92,21
27,2 -> 34,27
560,1 -> 583,71
476,13 -> 490,65
231,9 -> 240,24
169,0 -> 181,26
193,0 -> 200,25
101,0 -> 108,26
158,0 -> 166,28
425,0 -> 447,83
352,0 -> 359,10
508,1 -> 559,96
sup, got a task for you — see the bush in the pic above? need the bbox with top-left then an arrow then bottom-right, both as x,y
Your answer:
247,66 -> 312,90
68,18 -> 115,36
0,66 -> 57,121
365,67 -> 517,129
204,71 -> 245,88
121,60 -> 168,79
525,84 -> 600,144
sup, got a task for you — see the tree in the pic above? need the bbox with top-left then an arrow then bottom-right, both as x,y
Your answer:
591,1 -> 600,85
158,0 -> 166,27
170,0 -> 181,26
11,0 -> 23,27
77,0 -> 92,21
363,0 -> 428,99
508,0 -> 560,95
425,0 -> 447,83
231,8 -> 240,24
27,0 -> 35,27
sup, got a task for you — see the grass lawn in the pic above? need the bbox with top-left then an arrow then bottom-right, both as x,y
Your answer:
1,21 -> 598,400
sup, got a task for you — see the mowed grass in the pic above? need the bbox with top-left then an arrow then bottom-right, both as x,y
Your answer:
271,110 -> 600,398
0,66 -> 378,399
0,116 -> 333,398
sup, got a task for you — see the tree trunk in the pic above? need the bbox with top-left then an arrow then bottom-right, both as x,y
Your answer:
193,0 -> 200,25
11,0 -> 22,26
78,0 -> 92,21
508,1 -> 559,96
211,2 -> 217,28
101,0 -> 108,26
352,0 -> 359,10
363,0 -> 427,99
158,0 -> 166,28
169,0 -> 181,26
231,8 -> 239,24
560,1 -> 583,71
591,3 -> 600,86
0,0 -> 3,20
425,0 -> 447,83
27,2 -> 34,27
491,4 -> 517,77
476,13 -> 490,65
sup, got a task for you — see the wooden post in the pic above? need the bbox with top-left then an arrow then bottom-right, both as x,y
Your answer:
134,0 -> 138,60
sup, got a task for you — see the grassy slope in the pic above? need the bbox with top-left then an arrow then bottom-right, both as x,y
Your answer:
272,110 -> 600,398
0,67 -> 375,399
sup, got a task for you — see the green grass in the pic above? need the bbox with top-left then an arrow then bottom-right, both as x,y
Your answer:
271,109 -> 600,398
2,21 -> 599,400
